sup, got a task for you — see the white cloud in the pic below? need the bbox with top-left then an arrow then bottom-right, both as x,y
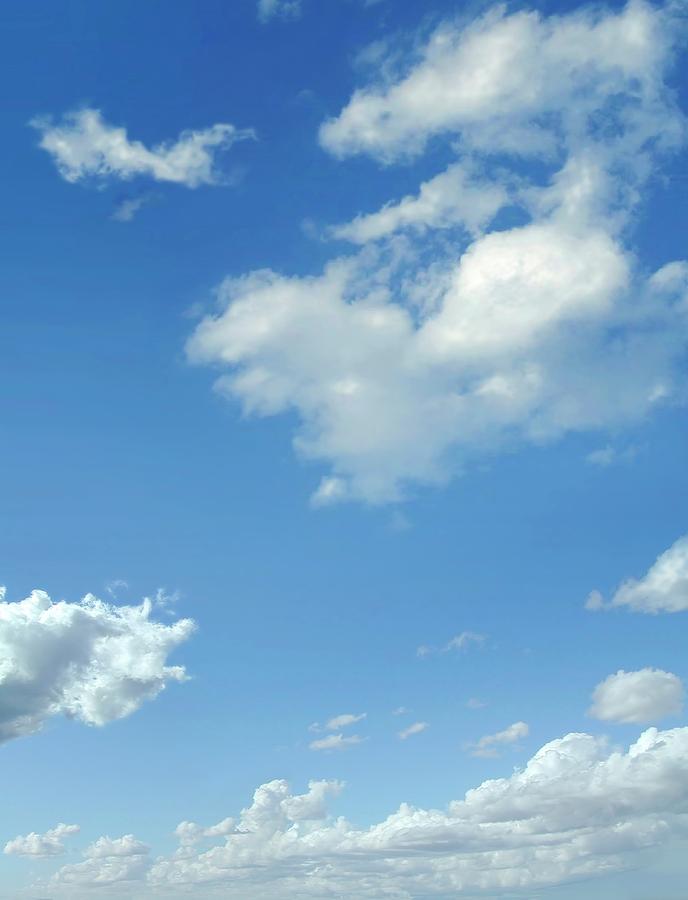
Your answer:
32,109 -> 255,187
470,721 -> 529,758
51,835 -> 151,886
392,705 -> 409,715
587,535 -> 688,613
257,0 -> 301,23
4,824 -> 79,858
331,162 -> 509,243
325,712 -> 367,730
319,2 -> 678,161
589,668 -> 684,724
111,194 -> 153,222
0,586 -> 195,744
188,2 -> 687,505
309,732 -> 365,751
44,726 -> 688,897
398,721 -> 428,740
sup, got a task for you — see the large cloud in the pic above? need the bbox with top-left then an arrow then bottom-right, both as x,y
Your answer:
32,109 -> 255,187
588,534 -> 688,613
188,1 -> 687,504
0,586 -> 195,744
42,726 -> 688,896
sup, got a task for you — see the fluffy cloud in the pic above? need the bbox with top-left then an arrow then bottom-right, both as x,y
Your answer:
588,535 -> 688,613
43,726 -> 688,897
319,1 -> 678,161
51,835 -> 151,887
0,586 -> 195,744
188,1 -> 687,505
257,0 -> 301,23
32,109 -> 254,187
4,823 -> 79,858
589,669 -> 684,724
398,721 -> 428,740
469,721 -> 529,758
331,162 -> 509,243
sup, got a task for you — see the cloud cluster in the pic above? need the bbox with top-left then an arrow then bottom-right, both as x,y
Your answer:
469,720 -> 529,758
588,534 -> 688,613
189,1 -> 688,504
42,725 -> 688,896
589,668 -> 684,724
4,823 -> 80,858
32,109 -> 254,187
0,586 -> 195,744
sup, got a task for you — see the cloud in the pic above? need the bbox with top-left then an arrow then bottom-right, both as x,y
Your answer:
398,721 -> 428,740
309,733 -> 365,751
469,721 -> 529,758
466,697 -> 486,709
325,712 -> 367,730
32,109 -> 255,187
50,835 -> 151,887
589,668 -> 684,724
0,586 -> 195,744
4,824 -> 80,858
257,0 -> 301,23
392,705 -> 409,715
111,193 -> 154,222
587,535 -> 688,613
188,2 -> 687,505
418,630 -> 486,657
43,726 -> 688,897
319,1 -> 679,161
331,162 -> 509,243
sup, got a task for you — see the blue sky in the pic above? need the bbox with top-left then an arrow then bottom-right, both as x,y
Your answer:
1,0 -> 688,897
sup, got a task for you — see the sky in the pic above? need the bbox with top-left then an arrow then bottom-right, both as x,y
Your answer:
0,0 -> 687,897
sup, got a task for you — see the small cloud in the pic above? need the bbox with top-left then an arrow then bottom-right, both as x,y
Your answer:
586,444 -> 640,467
418,631 -> 486,658
468,722 -> 529,758
398,721 -> 428,740
111,193 -> 152,222
392,706 -> 409,716
466,698 -> 486,709
257,0 -> 301,23
105,579 -> 129,599
4,824 -> 80,858
309,733 -> 365,752
325,712 -> 366,731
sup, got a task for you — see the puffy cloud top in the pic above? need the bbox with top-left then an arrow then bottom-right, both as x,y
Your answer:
0,586 -> 195,744
589,668 -> 684,723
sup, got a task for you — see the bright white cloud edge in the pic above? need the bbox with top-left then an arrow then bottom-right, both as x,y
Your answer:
32,725 -> 688,896
0,585 -> 195,744
32,108 -> 255,187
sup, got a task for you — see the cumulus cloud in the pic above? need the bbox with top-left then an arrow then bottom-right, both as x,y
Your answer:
4,824 -> 80,858
588,535 -> 688,613
32,109 -> 255,187
589,668 -> 684,724
469,721 -> 529,758
398,721 -> 428,740
257,0 -> 301,23
50,835 -> 151,887
331,162 -> 510,243
309,732 -> 365,751
188,2 -> 687,505
0,586 -> 195,744
43,726 -> 688,897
